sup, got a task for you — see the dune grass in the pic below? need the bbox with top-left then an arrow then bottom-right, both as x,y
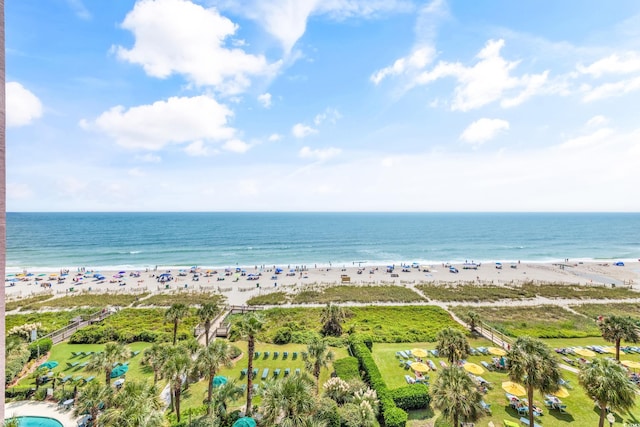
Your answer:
6,309 -> 96,336
570,302 -> 640,320
289,284 -> 425,304
6,293 -> 56,312
246,291 -> 289,305
133,291 -> 225,307
29,292 -> 148,309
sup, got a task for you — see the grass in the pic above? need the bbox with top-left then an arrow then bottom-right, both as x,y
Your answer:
570,302 -> 640,320
29,292 -> 149,309
6,293 -> 55,312
523,282 -> 640,300
246,291 -> 289,305
450,305 -> 601,338
133,291 -> 226,307
6,309 -> 97,336
290,285 -> 425,304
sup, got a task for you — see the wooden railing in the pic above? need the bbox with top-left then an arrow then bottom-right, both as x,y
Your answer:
39,308 -> 115,345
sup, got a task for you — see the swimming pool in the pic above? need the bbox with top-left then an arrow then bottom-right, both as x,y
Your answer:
16,417 -> 64,427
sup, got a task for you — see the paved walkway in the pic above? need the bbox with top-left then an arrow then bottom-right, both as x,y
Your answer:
6,401 -> 79,427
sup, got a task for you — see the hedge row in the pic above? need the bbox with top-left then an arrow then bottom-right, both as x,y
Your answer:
388,384 -> 430,410
28,338 -> 53,360
349,336 -> 407,427
333,357 -> 360,381
69,325 -> 187,344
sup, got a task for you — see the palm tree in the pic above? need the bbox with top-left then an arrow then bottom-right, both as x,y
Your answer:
209,380 -> 244,423
466,311 -> 480,334
235,312 -> 264,416
101,380 -> 165,427
320,303 -> 346,337
165,303 -> 189,346
431,366 -> 483,427
303,336 -> 335,394
73,382 -> 113,427
198,302 -> 219,346
579,357 -> 637,427
142,343 -> 170,385
260,373 -> 321,426
436,327 -> 471,364
598,315 -> 639,361
162,345 -> 192,423
87,342 -> 131,385
194,340 -> 234,413
508,336 -> 561,427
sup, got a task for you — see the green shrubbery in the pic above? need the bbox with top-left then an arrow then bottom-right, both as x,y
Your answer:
28,338 -> 53,360
5,346 -> 30,386
333,357 -> 360,380
388,384 -> 430,410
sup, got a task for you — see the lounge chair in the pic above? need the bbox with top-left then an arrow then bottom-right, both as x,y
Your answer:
255,352 -> 260,359
481,361 -> 493,370
295,368 -> 300,375
273,351 -> 279,359
84,376 -> 95,383
274,368 -> 281,377
263,352 -> 270,359
284,368 -> 290,376
519,417 -> 541,427
131,351 -> 140,357
503,421 -> 519,427
301,351 -> 308,359
71,351 -> 82,357
404,374 -> 415,384
261,368 -> 269,380
283,351 -> 288,359
66,362 -> 80,368
252,368 -> 258,378
79,362 -> 88,368
61,375 -> 72,383
292,352 -> 298,360
73,376 -> 84,382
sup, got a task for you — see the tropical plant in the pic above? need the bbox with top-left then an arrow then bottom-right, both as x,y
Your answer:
73,382 -> 113,427
209,380 -> 244,423
198,302 -> 220,347
508,336 -> 561,427
260,373 -> 324,426
579,357 -> 637,427
4,417 -> 19,427
165,303 -> 189,346
87,342 -> 131,385
194,340 -> 234,413
598,315 -> 640,361
431,366 -> 483,427
435,327 -> 470,364
101,380 -> 165,427
235,312 -> 264,416
303,336 -> 335,394
466,311 -> 480,333
162,345 -> 192,423
142,342 -> 170,385
320,303 -> 346,337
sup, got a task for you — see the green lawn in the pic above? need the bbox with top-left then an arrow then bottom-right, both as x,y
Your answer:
372,340 -> 640,427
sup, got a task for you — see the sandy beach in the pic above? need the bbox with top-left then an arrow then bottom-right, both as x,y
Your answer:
5,260 -> 640,308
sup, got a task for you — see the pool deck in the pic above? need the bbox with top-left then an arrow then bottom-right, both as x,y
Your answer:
6,401 -> 79,427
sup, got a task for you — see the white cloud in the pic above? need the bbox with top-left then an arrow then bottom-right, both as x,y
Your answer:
258,93 -> 273,108
6,82 -> 43,127
577,52 -> 640,77
83,95 -> 236,150
370,46 -> 435,84
66,0 -> 91,20
115,0 -> 278,94
221,0 -> 412,54
223,139 -> 251,153
581,75 -> 640,102
291,123 -> 317,138
136,153 -> 162,163
314,108 -> 342,125
184,140 -> 211,156
460,118 -> 510,144
299,146 -> 342,161
586,115 -> 609,128
268,133 -> 282,142
128,168 -> 145,177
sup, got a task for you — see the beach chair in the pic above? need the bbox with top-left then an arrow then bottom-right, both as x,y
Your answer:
240,369 -> 247,379
112,362 -> 120,367
283,351 -> 288,359
79,362 -> 88,368
274,368 -> 281,377
252,368 -> 258,379
558,405 -> 567,413
292,352 -> 298,360
131,350 -> 140,357
519,417 -> 541,427
274,351 -> 279,359
480,400 -> 491,413
284,368 -> 290,376
61,375 -> 72,383
84,376 -> 95,383
84,351 -> 94,356
395,351 -> 402,358
262,368 -> 269,380
404,374 -> 414,384
73,376 -> 84,382
481,361 -> 492,371
255,351 -> 260,359
263,351 -> 270,359
66,362 -> 79,368
295,368 -> 301,375
503,421 -> 519,427
71,351 -> 82,357
253,384 -> 259,392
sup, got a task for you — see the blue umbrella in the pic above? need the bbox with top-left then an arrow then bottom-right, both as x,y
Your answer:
212,376 -> 227,387
110,364 -> 129,378
39,361 -> 59,369
232,417 -> 256,427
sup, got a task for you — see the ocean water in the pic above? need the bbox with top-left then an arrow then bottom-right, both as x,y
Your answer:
6,212 -> 640,271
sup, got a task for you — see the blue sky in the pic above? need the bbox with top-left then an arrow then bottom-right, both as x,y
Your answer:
6,0 -> 640,211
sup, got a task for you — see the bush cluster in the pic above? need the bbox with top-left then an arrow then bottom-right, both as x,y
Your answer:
388,384 -> 430,410
27,338 -> 53,360
332,357 -> 360,381
6,346 -> 31,386
349,335 -> 407,427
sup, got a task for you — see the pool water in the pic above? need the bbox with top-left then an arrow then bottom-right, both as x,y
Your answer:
16,417 -> 64,427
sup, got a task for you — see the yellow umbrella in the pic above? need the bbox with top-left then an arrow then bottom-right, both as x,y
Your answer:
463,362 -> 484,375
602,347 -> 616,354
621,360 -> 640,369
502,381 -> 526,396
574,348 -> 596,357
410,362 -> 430,373
411,349 -> 429,358
552,386 -> 570,398
488,347 -> 507,356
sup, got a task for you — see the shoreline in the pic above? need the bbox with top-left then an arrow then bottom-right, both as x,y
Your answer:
5,261 -> 640,307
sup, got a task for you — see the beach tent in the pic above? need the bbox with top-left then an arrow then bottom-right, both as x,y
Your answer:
157,273 -> 173,283
232,417 -> 257,427
614,261 -> 625,266
110,365 -> 129,378
275,268 -> 283,274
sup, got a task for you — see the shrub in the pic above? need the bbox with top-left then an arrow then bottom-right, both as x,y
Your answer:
389,384 -> 430,410
28,338 -> 53,360
333,357 -> 360,381
323,336 -> 347,348
229,344 -> 242,359
316,397 -> 341,427
383,406 -> 408,427
273,327 -> 292,344
5,385 -> 34,400
6,347 -> 30,385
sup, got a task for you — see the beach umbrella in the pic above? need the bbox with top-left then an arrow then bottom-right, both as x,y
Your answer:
410,362 -> 430,373
552,386 -> 570,398
574,348 -> 596,357
232,417 -> 257,427
39,361 -> 59,369
463,362 -> 484,375
110,364 -> 129,378
38,274 -> 46,277
411,349 -> 429,358
601,347 -> 616,354
212,376 -> 228,387
502,381 -> 526,396
488,347 -> 507,356
621,360 -> 640,369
